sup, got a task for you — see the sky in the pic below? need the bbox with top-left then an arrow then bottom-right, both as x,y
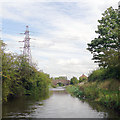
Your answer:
0,0 -> 119,79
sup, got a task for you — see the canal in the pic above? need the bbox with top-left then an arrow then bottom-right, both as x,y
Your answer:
2,87 -> 119,118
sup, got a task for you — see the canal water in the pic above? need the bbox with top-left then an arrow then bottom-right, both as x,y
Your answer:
2,87 -> 119,118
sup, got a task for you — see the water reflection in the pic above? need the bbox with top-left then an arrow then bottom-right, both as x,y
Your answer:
84,100 -> 119,118
2,92 -> 49,118
2,87 -> 119,118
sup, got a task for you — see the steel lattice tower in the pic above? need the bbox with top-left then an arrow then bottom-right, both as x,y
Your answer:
19,26 -> 32,64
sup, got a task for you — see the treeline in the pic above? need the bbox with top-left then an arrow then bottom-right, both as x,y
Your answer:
0,40 -> 51,102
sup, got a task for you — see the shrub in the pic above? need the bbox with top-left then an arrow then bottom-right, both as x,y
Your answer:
88,68 -> 108,82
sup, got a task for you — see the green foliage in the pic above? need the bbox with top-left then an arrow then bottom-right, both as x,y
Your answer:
51,84 -> 56,88
67,85 -> 78,97
88,68 -> 108,82
67,80 -> 120,112
54,76 -> 67,80
88,67 -> 120,82
70,77 -> 79,85
57,82 -> 64,86
66,6 -> 120,113
79,76 -> 88,83
1,41 -> 51,102
87,7 -> 119,66
87,7 -> 120,80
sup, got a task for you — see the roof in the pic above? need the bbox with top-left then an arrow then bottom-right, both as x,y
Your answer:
80,74 -> 87,78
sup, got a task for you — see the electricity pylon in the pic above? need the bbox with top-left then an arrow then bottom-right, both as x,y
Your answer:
19,26 -> 32,64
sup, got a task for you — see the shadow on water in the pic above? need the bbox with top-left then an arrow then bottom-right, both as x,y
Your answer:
2,92 -> 50,118
85,100 -> 120,118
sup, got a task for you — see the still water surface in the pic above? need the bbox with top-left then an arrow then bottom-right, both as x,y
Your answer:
3,87 -> 119,118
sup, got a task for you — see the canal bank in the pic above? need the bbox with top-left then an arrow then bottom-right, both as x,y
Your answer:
66,80 -> 120,118
2,87 -> 119,118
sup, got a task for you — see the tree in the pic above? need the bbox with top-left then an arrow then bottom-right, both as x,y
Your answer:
1,41 -> 51,102
70,77 -> 79,85
87,7 -> 119,68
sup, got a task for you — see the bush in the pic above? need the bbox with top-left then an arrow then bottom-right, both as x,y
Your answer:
66,85 -> 84,98
70,77 -> 79,85
88,68 -> 108,82
88,67 -> 120,82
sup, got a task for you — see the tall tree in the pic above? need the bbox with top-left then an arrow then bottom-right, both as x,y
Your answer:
87,7 -> 119,70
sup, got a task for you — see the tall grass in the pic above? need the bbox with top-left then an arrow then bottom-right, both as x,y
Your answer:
66,79 -> 120,112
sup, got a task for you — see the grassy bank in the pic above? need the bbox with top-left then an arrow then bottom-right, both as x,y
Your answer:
66,79 -> 120,112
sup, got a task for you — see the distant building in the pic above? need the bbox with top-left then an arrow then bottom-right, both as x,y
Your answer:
80,74 -> 87,78
79,74 -> 88,83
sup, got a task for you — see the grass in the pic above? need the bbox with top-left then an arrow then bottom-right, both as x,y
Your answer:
66,79 -> 120,112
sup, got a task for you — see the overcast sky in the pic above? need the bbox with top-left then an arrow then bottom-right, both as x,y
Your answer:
0,0 -> 119,79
